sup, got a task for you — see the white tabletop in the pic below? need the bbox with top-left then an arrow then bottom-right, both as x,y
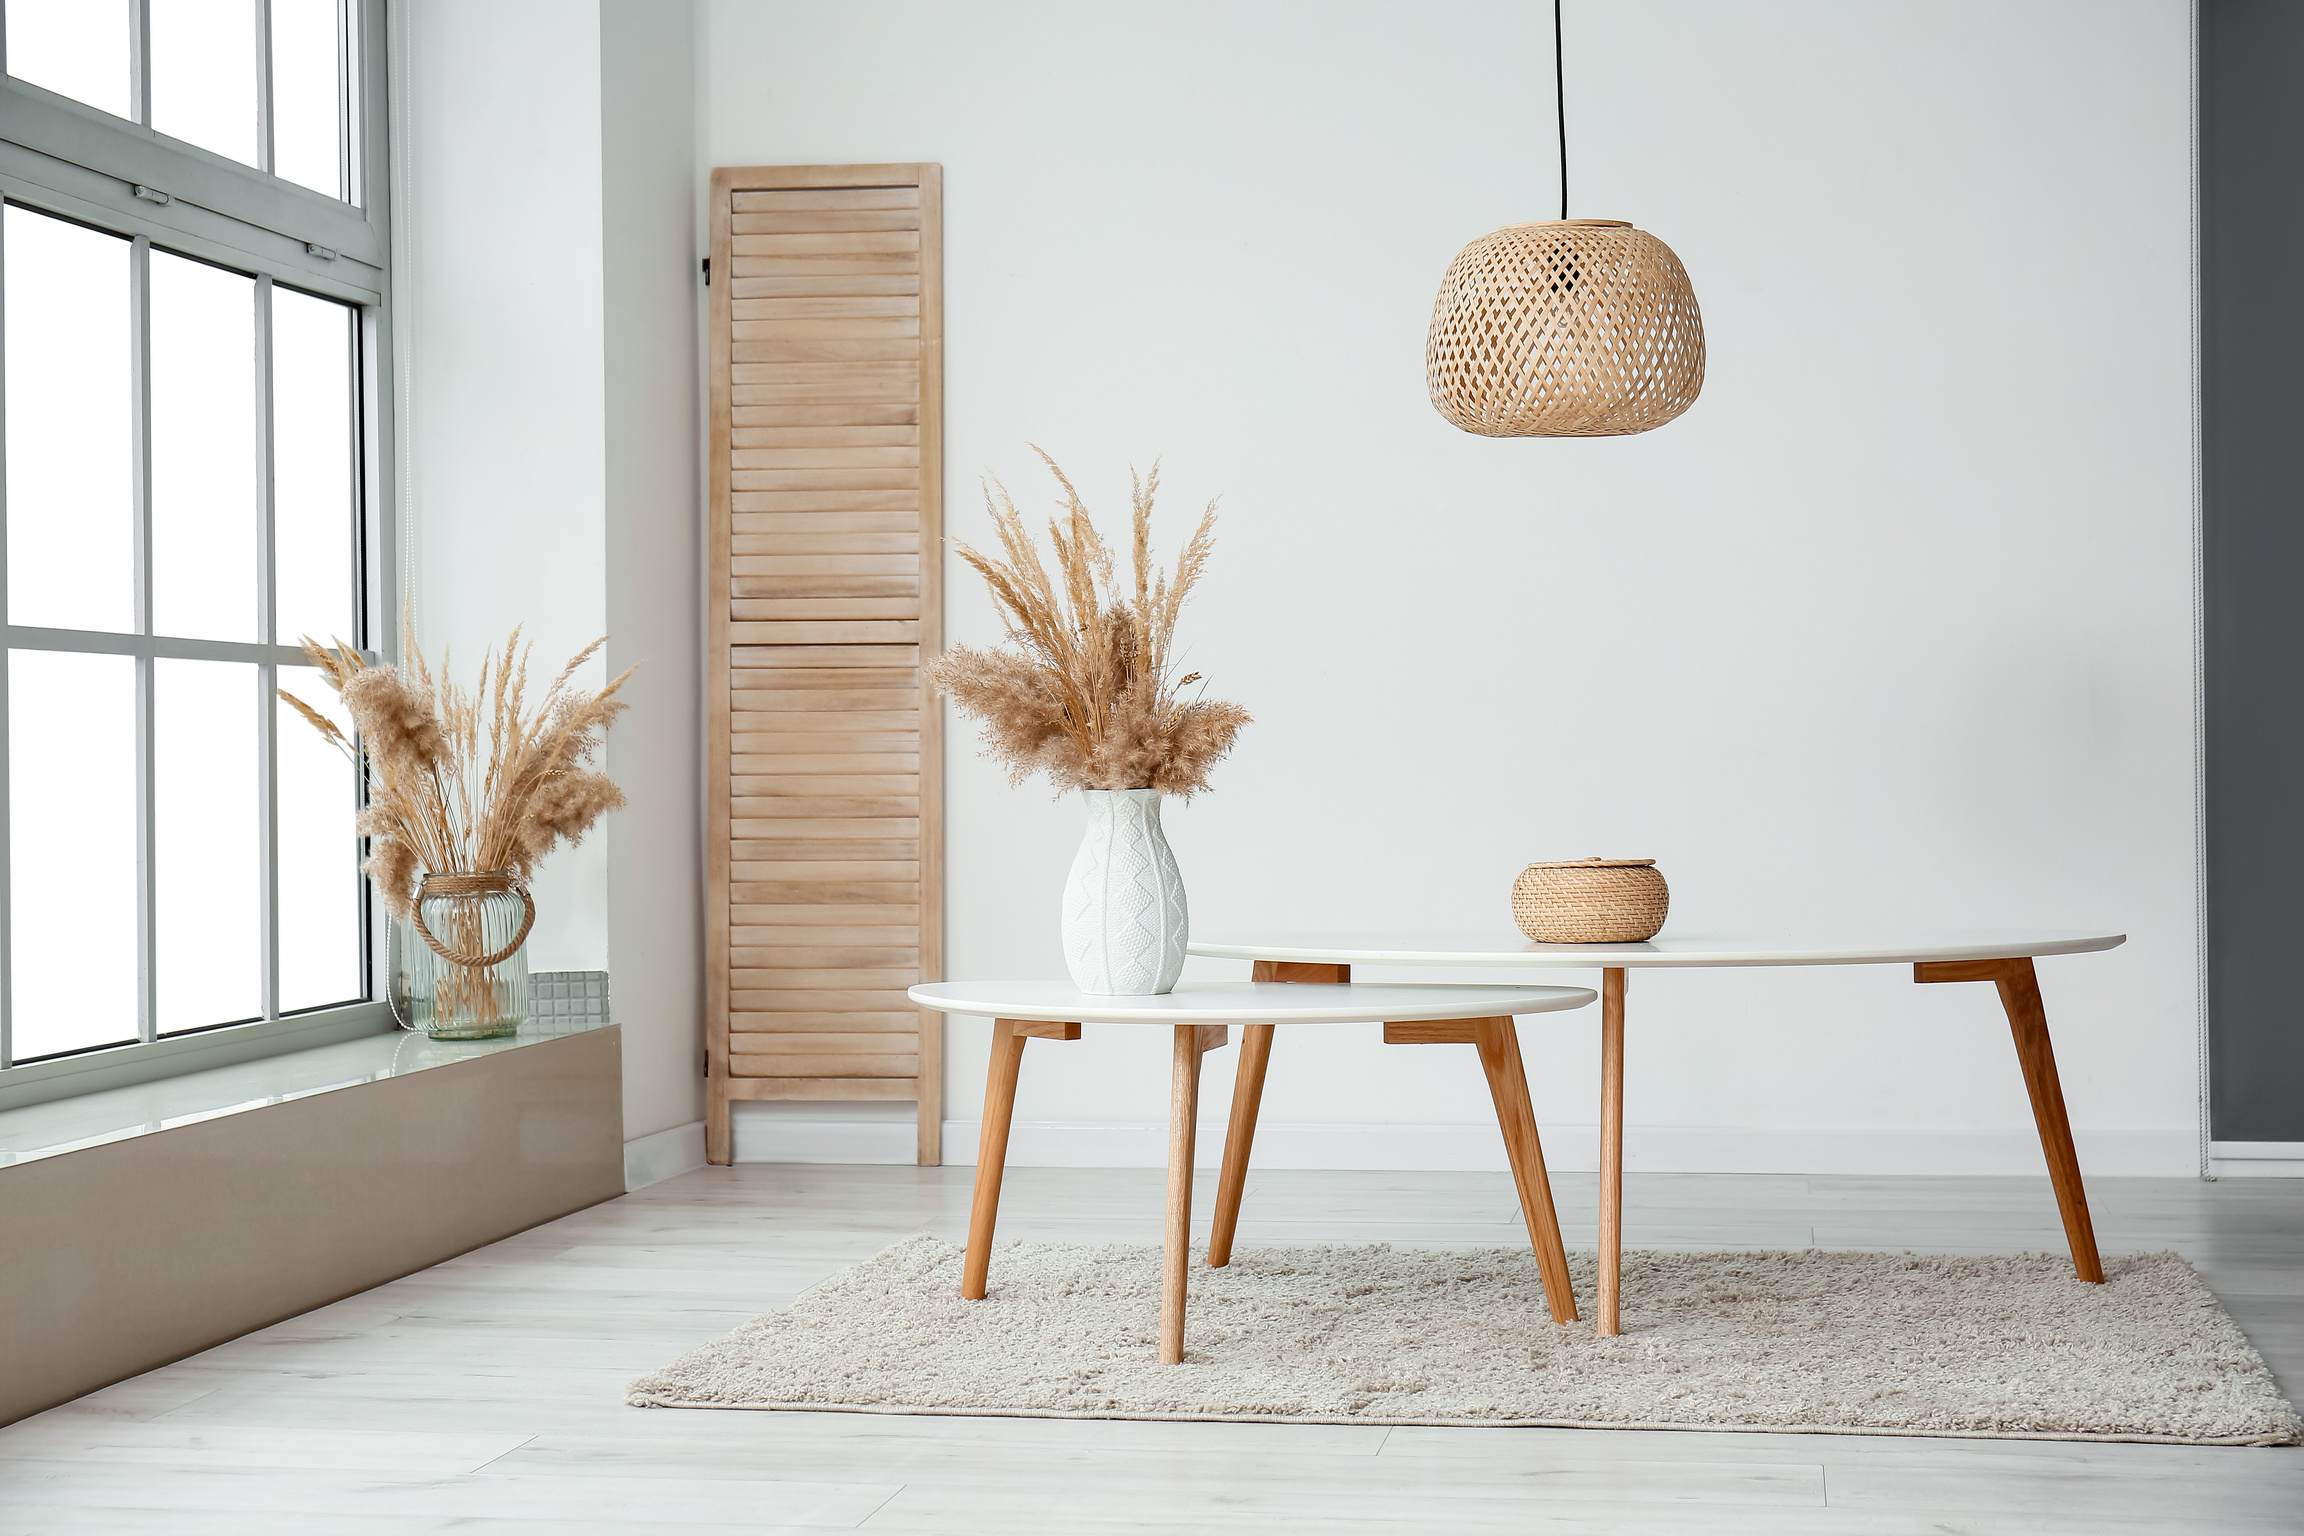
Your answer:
908,980 -> 1596,1024
1185,929 -> 2126,970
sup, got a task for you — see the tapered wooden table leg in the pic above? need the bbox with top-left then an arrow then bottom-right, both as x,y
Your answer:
1597,967 -> 1627,1337
1473,1017 -> 1579,1323
1996,961 -> 2104,1281
1207,962 -> 1347,1269
1209,1023 -> 1273,1268
1916,957 -> 2103,1282
1161,1023 -> 1227,1363
963,1019 -> 1031,1300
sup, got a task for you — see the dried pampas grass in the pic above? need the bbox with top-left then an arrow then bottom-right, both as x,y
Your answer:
280,627 -> 635,916
928,450 -> 1250,797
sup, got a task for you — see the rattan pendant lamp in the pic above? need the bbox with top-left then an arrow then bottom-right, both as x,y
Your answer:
1426,0 -> 1704,437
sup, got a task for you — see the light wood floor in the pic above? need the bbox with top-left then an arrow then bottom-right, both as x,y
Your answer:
2,1165 -> 2300,1534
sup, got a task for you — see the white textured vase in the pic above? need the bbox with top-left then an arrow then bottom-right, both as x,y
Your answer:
1061,788 -> 1188,995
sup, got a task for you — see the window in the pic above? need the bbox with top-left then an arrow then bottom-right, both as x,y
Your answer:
0,1 -> 389,1087
6,0 -> 361,203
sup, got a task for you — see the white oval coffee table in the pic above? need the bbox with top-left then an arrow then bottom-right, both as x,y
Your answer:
1186,929 -> 2127,1336
911,979 -> 1597,1363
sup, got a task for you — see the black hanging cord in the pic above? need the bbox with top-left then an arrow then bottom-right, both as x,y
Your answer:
1554,0 -> 1568,220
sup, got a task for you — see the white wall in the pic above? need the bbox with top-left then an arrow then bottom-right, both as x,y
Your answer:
399,0 -> 704,1151
398,0 -> 609,972
602,0 -> 706,1151
702,0 -> 2198,1174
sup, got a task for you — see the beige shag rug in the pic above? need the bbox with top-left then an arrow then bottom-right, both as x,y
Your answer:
627,1236 -> 2301,1445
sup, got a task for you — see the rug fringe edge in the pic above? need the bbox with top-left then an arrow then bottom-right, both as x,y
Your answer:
618,1393 -> 2298,1447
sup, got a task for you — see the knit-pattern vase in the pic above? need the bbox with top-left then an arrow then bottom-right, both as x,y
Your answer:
1061,788 -> 1188,995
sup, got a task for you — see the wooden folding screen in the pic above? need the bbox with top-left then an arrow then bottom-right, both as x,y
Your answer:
705,163 -> 943,1166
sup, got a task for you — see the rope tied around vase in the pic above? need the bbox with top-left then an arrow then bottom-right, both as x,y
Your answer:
412,870 -> 537,969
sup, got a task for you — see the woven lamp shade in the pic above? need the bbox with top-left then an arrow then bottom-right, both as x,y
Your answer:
1427,219 -> 1704,437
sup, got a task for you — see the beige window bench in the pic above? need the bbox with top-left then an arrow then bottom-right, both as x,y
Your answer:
0,1019 -> 624,1427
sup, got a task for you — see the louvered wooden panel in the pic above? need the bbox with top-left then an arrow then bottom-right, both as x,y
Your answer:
706,164 -> 943,1167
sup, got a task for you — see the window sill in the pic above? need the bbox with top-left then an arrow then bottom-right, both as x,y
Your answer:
0,1004 -> 395,1116
0,1014 -> 615,1169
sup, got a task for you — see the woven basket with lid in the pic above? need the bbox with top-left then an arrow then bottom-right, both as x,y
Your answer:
1511,857 -> 1669,943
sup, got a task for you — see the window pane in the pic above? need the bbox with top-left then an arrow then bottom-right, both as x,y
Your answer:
150,250 -> 258,642
273,287 -> 355,648
8,650 -> 139,1060
154,658 -> 260,1034
5,207 -> 133,633
149,0 -> 259,168
276,675 -> 360,1012
270,0 -> 342,199
5,1 -> 131,119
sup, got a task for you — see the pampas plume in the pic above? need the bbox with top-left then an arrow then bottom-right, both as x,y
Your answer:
927,450 -> 1249,797
280,624 -> 635,915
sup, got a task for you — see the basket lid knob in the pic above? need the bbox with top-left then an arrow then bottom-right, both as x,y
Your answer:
1524,856 -> 1657,869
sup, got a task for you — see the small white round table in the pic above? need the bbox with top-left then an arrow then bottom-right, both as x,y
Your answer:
1186,930 -> 2127,1336
910,979 -> 1597,1363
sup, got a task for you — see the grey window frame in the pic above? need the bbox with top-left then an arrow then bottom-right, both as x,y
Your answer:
0,0 -> 396,1112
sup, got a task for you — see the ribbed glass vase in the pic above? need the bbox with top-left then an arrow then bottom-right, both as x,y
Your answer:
408,871 -> 534,1040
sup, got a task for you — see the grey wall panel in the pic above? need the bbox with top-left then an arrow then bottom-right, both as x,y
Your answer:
2202,1 -> 2304,1141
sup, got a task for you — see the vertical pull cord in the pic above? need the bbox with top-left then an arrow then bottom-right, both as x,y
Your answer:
1555,0 -> 1568,220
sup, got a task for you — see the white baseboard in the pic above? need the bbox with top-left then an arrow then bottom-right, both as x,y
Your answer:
733,1115 -> 923,1165
2208,1141 -> 2304,1178
624,1119 -> 707,1189
728,1117 -> 2196,1177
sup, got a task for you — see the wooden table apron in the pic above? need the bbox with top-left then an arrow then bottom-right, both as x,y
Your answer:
1186,932 -> 2127,1337
908,981 -> 1596,1365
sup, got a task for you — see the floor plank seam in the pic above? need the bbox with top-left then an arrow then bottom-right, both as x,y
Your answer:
854,1480 -> 909,1528
460,1433 -> 540,1476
